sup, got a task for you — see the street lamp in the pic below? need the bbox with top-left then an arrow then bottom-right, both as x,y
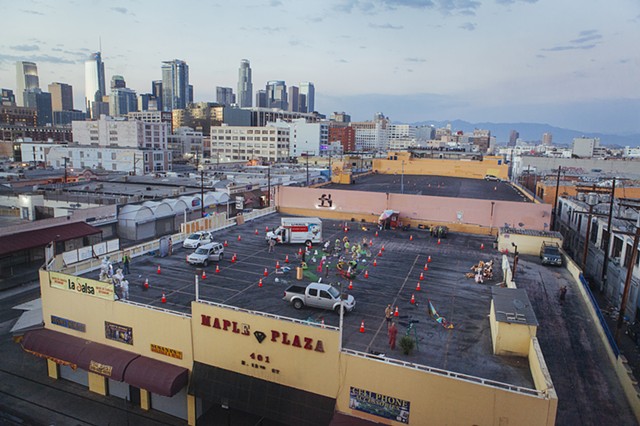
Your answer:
582,192 -> 599,270
511,242 -> 519,277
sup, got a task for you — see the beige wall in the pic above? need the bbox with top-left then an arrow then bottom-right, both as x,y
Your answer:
498,232 -> 562,256
39,269 -> 193,368
336,352 -> 557,426
374,154 -> 509,180
276,186 -> 551,233
191,302 -> 340,398
490,302 -> 538,357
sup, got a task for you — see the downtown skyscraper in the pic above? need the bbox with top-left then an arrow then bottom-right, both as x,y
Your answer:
84,52 -> 106,119
15,61 -> 40,107
161,59 -> 189,111
299,82 -> 315,113
237,59 -> 252,108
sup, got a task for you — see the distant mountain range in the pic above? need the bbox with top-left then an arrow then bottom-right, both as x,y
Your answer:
410,120 -> 640,147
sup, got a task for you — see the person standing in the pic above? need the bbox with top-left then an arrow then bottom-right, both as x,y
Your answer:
388,322 -> 398,350
559,286 -> 568,305
268,237 -> 276,253
121,279 -> 129,300
168,237 -> 173,256
123,254 -> 130,275
385,304 -> 393,328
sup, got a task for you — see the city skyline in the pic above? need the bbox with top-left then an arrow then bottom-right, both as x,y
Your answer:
0,0 -> 638,133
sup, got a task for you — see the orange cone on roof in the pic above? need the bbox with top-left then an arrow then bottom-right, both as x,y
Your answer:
157,265 -> 161,274
161,293 -> 167,303
394,306 -> 399,317
265,226 -> 269,232
285,255 -> 289,263
276,260 -> 280,269
424,263 -> 428,271
238,235 -> 242,241
215,265 -> 220,274
416,282 -> 421,291
427,255 -> 432,263
375,231 -> 379,237
437,238 -> 441,245
258,278 -> 263,288
359,320 -> 365,333
224,240 -> 228,247
348,281 -> 353,290
411,294 -> 416,304
144,278 -> 149,289
202,270 -> 207,279
264,268 -> 268,277
255,229 -> 259,235
373,259 -> 377,267
419,272 -> 424,281
364,270 -> 369,279
480,243 -> 485,250
410,235 -> 413,241
378,250 -> 382,257
381,245 -> 385,252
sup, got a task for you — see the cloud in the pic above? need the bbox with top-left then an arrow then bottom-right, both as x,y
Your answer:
336,59 -> 349,63
21,9 -> 44,15
269,0 -> 283,5
111,7 -> 128,14
10,44 -> 40,52
241,26 -> 285,34
459,22 -> 476,31
369,22 -> 404,29
437,0 -> 480,15
542,29 -> 603,52
0,53 -> 75,64
495,0 -> 538,4
405,57 -> 427,62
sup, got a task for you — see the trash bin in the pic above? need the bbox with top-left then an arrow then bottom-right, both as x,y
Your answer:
296,267 -> 303,280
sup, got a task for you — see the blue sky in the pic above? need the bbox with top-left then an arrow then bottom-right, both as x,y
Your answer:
1,0 -> 639,134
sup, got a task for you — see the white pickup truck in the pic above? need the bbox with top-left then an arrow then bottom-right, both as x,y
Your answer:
283,282 -> 355,313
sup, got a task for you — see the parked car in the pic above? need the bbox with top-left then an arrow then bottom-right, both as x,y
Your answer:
186,242 -> 224,266
283,282 -> 355,313
183,231 -> 214,249
484,174 -> 500,181
540,242 -> 562,266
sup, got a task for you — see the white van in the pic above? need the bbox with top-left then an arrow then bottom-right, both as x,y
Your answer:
186,242 -> 224,266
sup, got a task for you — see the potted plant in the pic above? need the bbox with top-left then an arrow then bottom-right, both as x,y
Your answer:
399,336 -> 415,355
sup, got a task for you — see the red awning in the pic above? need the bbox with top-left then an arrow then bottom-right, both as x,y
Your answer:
0,222 -> 102,256
22,329 -> 188,396
124,356 -> 189,397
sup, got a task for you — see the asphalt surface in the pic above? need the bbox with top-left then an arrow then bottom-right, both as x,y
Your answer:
323,174 -> 531,202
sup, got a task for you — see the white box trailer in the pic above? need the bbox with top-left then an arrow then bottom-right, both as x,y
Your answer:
266,217 -> 323,245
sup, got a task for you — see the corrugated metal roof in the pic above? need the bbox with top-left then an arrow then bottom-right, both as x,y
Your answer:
499,227 -> 562,238
0,221 -> 101,256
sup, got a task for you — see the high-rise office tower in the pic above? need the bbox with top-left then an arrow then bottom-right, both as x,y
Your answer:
216,87 -> 236,106
25,90 -> 52,126
266,81 -> 287,110
542,132 -> 553,146
237,59 -> 252,108
85,52 -> 106,118
111,75 -> 126,89
48,82 -> 73,111
255,90 -> 267,108
152,80 -> 163,111
299,82 -> 315,113
288,86 -> 299,112
16,61 -> 40,107
1,89 -> 16,106
508,130 -> 519,147
161,59 -> 189,111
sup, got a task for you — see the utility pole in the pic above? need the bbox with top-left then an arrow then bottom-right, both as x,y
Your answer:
305,153 -> 309,187
615,225 -> 640,343
601,178 -> 616,291
552,166 -> 562,231
63,157 -> 68,183
401,160 -> 405,194
582,201 -> 595,270
267,165 -> 271,208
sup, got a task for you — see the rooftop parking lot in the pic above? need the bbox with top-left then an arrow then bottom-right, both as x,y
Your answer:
84,214 -> 533,388
324,174 -> 530,202
79,212 -> 638,424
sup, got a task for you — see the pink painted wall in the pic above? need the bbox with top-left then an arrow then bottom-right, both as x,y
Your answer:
275,186 -> 551,231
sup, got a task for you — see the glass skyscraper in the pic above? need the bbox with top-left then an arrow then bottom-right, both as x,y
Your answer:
161,60 -> 189,112
299,82 -> 315,113
266,80 -> 287,110
16,61 -> 40,107
84,52 -> 106,118
237,59 -> 253,108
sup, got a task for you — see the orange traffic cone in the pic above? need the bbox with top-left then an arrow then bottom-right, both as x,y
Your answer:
285,255 -> 289,263
276,260 -> 280,269
264,268 -> 268,277
202,270 -> 207,279
373,259 -> 377,267
437,238 -> 441,245
375,231 -> 379,237
394,306 -> 399,317
265,226 -> 269,232
411,294 -> 416,304
238,235 -> 242,241
215,265 -> 220,274
428,255 -> 432,263
161,293 -> 167,303
359,320 -> 365,333
157,265 -> 161,274
144,278 -> 149,290
255,229 -> 259,235
410,235 -> 413,241
298,248 -> 303,256
364,270 -> 369,279
348,281 -> 353,290
369,239 -> 373,246
378,250 -> 382,257
224,240 -> 228,247
321,318 -> 325,328
258,278 -> 263,288
480,243 -> 485,250
416,282 -> 421,291
419,272 -> 424,281
381,245 -> 385,252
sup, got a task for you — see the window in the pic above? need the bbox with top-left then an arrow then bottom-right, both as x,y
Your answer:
612,236 -> 623,259
320,290 -> 331,299
97,152 -> 102,159
111,153 -> 117,160
308,288 -> 318,297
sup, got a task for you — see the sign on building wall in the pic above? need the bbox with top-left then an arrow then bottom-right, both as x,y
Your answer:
50,272 -> 115,301
349,387 -> 410,424
51,315 -> 86,332
151,343 -> 183,360
105,321 -> 133,345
